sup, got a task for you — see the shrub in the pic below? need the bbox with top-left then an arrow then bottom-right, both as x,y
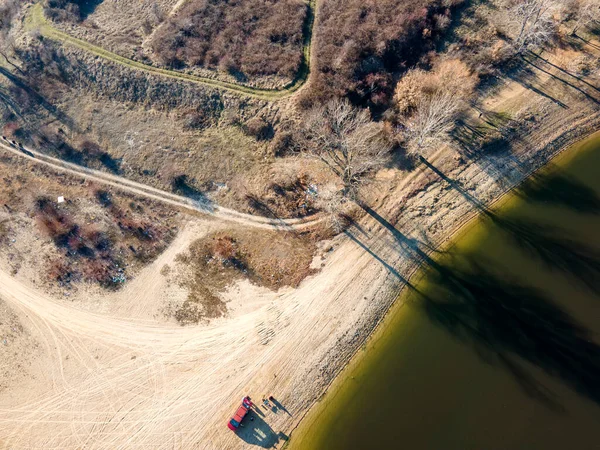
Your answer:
150,0 -> 307,79
34,195 -> 173,290
44,0 -> 82,22
243,117 -> 273,141
268,131 -> 294,157
299,0 -> 465,108
181,109 -> 211,130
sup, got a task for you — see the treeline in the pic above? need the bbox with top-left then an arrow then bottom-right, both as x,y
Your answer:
300,0 -> 465,108
150,0 -> 307,79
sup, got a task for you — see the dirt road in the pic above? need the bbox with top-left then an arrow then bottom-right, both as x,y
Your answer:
0,139 -> 321,231
26,0 -> 318,100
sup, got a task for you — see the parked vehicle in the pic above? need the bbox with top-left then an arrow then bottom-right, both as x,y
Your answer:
227,396 -> 253,431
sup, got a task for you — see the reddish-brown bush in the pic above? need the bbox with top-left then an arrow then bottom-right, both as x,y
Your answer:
2,122 -> 21,138
151,0 -> 307,79
35,196 -> 173,289
300,0 -> 464,108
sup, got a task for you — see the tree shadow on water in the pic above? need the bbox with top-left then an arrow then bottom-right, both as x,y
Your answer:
495,218 -> 600,295
516,169 -> 600,214
419,156 -> 600,295
358,203 -> 600,409
418,258 -> 600,410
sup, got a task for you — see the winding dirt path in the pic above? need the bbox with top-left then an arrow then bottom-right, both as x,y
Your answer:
1,120 -> 599,448
0,138 -> 322,231
1,29 -> 598,450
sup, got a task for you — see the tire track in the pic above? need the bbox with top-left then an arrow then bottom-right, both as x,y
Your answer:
0,138 -> 322,231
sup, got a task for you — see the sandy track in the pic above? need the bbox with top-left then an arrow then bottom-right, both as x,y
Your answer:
0,139 -> 321,231
3,125 -> 599,449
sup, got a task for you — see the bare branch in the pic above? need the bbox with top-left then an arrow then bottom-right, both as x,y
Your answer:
503,0 -> 558,54
567,0 -> 600,35
395,59 -> 478,157
301,99 -> 391,195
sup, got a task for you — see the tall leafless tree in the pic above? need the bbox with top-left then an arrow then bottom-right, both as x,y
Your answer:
396,59 -> 477,156
404,91 -> 463,155
301,99 -> 391,197
505,0 -> 557,54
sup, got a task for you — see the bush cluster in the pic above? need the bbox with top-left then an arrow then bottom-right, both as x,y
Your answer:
44,0 -> 86,22
151,0 -> 307,79
300,0 -> 465,108
36,194 -> 172,289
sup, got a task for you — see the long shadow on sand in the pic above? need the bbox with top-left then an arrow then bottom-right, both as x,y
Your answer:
235,409 -> 287,448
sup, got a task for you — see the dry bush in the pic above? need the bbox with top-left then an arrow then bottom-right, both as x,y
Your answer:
173,228 -> 318,324
44,0 -> 83,22
566,53 -> 600,77
268,130 -> 294,157
243,117 -> 273,141
440,3 -> 514,77
300,0 -> 466,107
181,109 -> 212,131
150,0 -> 307,79
394,58 -> 477,156
245,173 -> 319,218
562,0 -> 600,35
34,194 -> 175,289
2,122 -> 21,138
394,58 -> 478,115
212,236 -> 238,261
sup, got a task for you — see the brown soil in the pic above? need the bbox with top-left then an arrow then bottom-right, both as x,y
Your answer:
169,228 -> 318,324
0,149 -> 180,293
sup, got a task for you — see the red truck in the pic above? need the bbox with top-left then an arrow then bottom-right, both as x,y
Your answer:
227,396 -> 253,431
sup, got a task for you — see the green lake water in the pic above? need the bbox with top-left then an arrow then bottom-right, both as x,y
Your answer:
290,131 -> 600,450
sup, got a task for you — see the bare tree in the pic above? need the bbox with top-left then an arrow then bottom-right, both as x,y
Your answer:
567,0 -> 600,35
504,0 -> 557,54
395,59 -> 477,156
301,99 -> 391,197
404,91 -> 463,155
